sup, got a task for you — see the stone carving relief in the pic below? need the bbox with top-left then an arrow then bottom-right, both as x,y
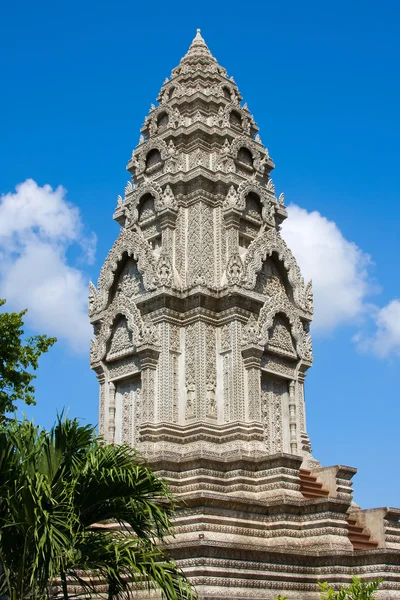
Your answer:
107,317 -> 134,360
116,378 -> 141,447
254,257 -> 283,296
261,376 -> 288,454
186,381 -> 196,419
226,253 -> 243,285
115,258 -> 145,298
268,315 -> 296,356
206,381 -> 217,418
159,184 -> 177,210
237,181 -> 275,225
261,355 -> 296,379
108,356 -> 141,380
223,184 -> 241,209
138,318 -> 159,347
156,253 -> 173,287
242,314 -> 262,346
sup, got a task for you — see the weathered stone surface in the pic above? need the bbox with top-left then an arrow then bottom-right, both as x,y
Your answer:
91,30 -> 400,599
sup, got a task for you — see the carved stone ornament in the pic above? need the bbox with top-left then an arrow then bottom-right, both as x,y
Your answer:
242,314 -> 262,346
159,184 -> 177,210
226,253 -> 244,285
223,184 -> 240,208
206,380 -> 217,418
138,318 -> 160,347
156,253 -> 173,286
185,381 -> 196,419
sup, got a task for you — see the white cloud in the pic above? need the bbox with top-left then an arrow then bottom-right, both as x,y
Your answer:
0,180 -> 95,352
355,299 -> 400,357
281,204 -> 373,331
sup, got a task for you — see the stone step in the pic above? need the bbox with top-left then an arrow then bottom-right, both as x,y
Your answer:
300,479 -> 326,490
301,490 -> 330,499
347,517 -> 379,551
352,541 -> 380,550
299,469 -> 330,500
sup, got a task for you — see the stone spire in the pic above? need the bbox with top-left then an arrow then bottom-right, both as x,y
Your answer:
89,29 -> 315,463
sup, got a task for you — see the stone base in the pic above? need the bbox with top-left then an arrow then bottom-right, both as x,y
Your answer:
150,454 -> 400,599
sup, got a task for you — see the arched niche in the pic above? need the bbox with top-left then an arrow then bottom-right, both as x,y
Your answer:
157,111 -> 169,129
239,192 -> 263,249
145,149 -> 162,171
137,194 -> 162,248
222,86 -> 232,100
237,146 -> 254,167
229,109 -> 242,129
244,192 -> 262,220
138,193 -> 156,222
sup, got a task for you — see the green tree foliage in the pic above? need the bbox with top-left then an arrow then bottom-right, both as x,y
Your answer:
318,577 -> 381,599
0,299 -> 56,414
0,416 -> 196,600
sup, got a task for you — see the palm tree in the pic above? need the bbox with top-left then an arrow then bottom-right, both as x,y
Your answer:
0,416 -> 196,600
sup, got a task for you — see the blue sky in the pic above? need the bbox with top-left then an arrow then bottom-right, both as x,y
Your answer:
0,0 -> 399,509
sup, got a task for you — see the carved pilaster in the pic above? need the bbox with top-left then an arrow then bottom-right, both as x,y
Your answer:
289,379 -> 298,454
97,372 -> 106,438
223,207 -> 241,258
159,207 -> 178,256
242,344 -> 263,421
108,381 -> 116,443
137,344 -> 160,423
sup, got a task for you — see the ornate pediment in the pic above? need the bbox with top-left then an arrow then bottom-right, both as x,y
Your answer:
242,228 -> 313,317
89,229 -> 158,318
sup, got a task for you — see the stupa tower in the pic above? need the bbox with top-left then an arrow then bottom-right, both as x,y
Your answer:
89,30 -> 315,464
90,31 -> 400,599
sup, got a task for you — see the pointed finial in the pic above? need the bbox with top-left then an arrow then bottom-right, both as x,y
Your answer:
181,28 -> 216,64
